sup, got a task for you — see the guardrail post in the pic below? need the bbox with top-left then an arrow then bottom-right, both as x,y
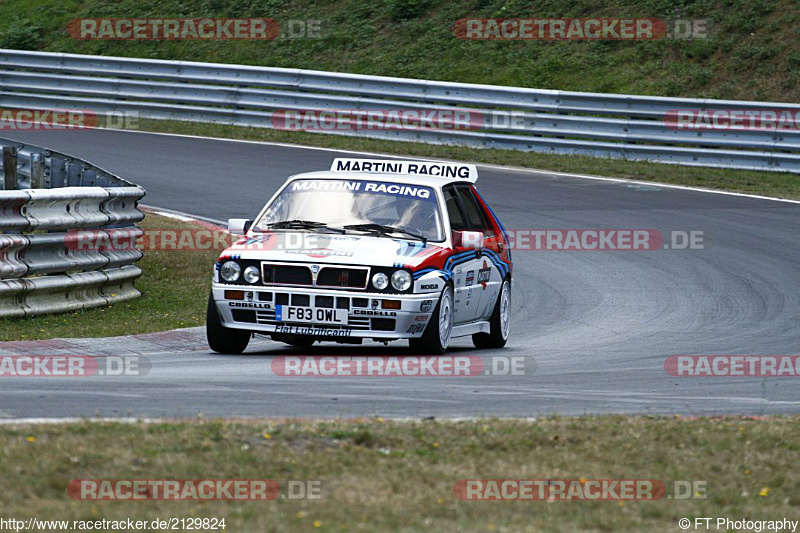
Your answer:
30,153 -> 45,189
82,169 -> 96,186
66,162 -> 82,186
3,146 -> 18,190
50,157 -> 66,188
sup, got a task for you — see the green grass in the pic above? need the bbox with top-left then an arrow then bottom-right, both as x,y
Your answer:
1,416 -> 798,531
135,117 -> 800,199
0,0 -> 799,102
0,213 -> 220,341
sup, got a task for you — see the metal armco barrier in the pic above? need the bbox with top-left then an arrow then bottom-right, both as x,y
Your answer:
0,49 -> 798,172
0,137 -> 145,318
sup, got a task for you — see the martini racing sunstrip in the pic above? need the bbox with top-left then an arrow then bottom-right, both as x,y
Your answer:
206,158 -> 513,354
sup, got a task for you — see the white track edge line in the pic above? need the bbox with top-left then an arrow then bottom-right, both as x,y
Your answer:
0,416 -> 540,425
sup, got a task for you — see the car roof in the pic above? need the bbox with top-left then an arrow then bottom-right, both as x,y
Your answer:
284,170 -> 469,189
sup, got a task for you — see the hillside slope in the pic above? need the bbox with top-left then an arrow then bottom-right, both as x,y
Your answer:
0,0 -> 797,101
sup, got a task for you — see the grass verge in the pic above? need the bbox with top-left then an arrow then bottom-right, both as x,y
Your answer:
1,416 -> 797,531
2,0 -> 799,103
0,212 -> 219,341
133,118 -> 800,200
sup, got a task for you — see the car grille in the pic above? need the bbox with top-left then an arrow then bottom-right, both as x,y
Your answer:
316,267 -> 368,289
262,264 -> 313,285
259,263 -> 369,290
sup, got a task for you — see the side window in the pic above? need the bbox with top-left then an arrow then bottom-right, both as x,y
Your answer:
443,186 -> 467,231
456,186 -> 490,231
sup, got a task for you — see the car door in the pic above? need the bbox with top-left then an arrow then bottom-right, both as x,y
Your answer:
453,185 -> 501,322
443,185 -> 486,324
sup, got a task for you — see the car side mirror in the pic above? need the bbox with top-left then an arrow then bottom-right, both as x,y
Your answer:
452,230 -> 484,249
227,218 -> 253,234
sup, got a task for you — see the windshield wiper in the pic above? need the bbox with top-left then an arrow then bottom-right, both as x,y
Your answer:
264,220 -> 345,234
343,223 -> 427,244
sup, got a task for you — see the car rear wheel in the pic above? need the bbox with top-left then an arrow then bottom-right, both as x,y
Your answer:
472,279 -> 510,349
409,285 -> 453,355
206,294 -> 251,354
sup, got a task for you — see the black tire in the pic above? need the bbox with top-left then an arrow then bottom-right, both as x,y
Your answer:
472,279 -> 511,349
206,294 -> 251,354
409,285 -> 453,355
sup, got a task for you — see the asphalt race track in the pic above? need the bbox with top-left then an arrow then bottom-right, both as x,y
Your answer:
2,129 -> 799,419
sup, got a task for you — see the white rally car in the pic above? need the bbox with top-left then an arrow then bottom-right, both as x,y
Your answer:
206,158 -> 513,354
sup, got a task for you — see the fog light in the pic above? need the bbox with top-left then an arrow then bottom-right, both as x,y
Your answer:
382,300 -> 401,309
224,290 -> 245,300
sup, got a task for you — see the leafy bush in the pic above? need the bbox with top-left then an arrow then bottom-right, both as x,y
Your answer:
0,18 -> 43,49
387,0 -> 430,21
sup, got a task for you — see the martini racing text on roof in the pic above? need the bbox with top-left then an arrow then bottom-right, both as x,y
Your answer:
330,158 -> 479,182
290,179 -> 434,200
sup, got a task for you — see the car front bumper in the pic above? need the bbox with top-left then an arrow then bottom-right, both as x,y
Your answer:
211,283 -> 439,340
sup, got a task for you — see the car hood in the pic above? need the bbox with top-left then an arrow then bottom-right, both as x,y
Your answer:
222,231 -> 446,269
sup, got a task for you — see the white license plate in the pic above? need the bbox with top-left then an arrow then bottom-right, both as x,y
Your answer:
275,305 -> 347,325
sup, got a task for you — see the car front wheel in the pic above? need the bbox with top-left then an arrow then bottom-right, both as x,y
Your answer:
472,279 -> 510,349
206,294 -> 251,354
409,285 -> 453,355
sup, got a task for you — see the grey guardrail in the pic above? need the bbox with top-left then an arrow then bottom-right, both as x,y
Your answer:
0,49 -> 798,172
0,137 -> 145,318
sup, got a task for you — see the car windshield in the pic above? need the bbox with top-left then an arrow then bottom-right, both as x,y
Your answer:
254,179 -> 445,241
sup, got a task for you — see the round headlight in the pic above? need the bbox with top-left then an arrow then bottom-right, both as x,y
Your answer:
243,265 -> 260,284
220,260 -> 241,282
372,272 -> 389,290
391,270 -> 412,291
